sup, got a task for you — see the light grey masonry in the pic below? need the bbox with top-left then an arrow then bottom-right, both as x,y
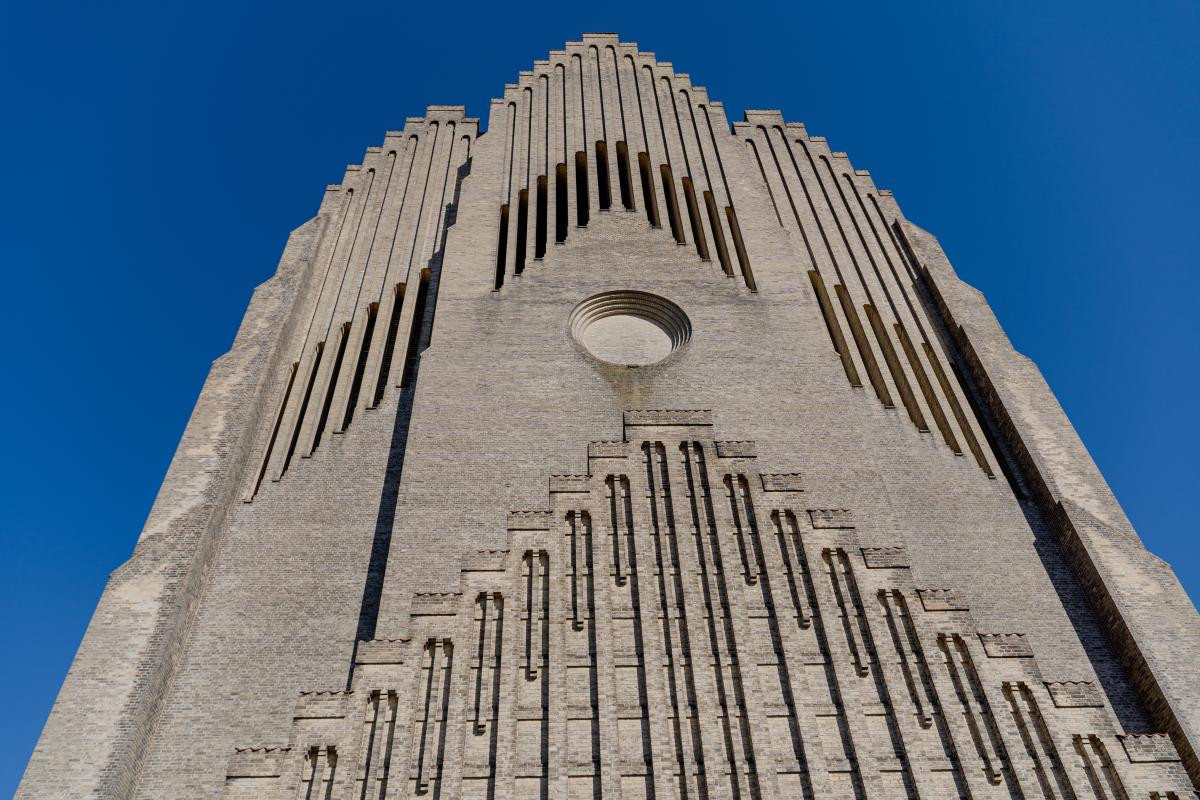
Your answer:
19,34 -> 1200,800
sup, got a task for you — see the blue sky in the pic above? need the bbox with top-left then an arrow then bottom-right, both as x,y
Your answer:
2,1 -> 1197,794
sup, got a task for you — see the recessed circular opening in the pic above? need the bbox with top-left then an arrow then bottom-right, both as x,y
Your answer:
569,291 -> 691,366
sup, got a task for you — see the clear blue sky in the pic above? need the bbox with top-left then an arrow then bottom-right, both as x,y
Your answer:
2,1 -> 1197,794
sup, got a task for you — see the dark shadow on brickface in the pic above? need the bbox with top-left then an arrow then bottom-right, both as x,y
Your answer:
349,156 -> 472,684
948,357 -> 1151,733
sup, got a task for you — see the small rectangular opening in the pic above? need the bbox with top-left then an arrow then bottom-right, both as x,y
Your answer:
638,152 -> 659,227
595,141 -> 611,210
514,188 -> 529,274
575,151 -> 589,227
681,177 -> 709,260
535,175 -> 548,259
555,163 -> 567,243
616,141 -> 633,210
660,164 -> 684,243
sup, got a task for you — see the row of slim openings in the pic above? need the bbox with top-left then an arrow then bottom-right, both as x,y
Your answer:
494,141 -> 755,291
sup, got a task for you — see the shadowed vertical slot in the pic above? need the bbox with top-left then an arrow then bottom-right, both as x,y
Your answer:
514,189 -> 529,274
836,284 -> 890,406
595,141 -> 611,210
341,303 -> 377,430
659,164 -> 684,243
615,141 -> 633,209
373,283 -> 405,404
725,206 -> 757,291
282,342 -> 324,473
808,270 -> 861,386
895,322 -> 958,452
534,176 -> 547,259
493,205 -> 508,290
401,271 -> 430,388
864,303 -> 927,430
681,177 -> 709,260
312,321 -> 351,450
555,163 -> 567,242
923,341 -> 993,476
704,190 -> 732,275
638,152 -> 660,227
250,361 -> 298,498
575,151 -> 589,226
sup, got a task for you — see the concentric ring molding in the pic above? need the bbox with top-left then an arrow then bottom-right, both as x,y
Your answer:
569,291 -> 692,366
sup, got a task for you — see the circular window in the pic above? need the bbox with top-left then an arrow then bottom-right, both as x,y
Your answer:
569,291 -> 691,366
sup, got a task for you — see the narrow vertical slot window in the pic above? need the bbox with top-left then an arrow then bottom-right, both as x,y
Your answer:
313,321 -> 351,449
342,303 -> 377,430
615,141 -> 633,210
374,283 -> 405,405
595,141 -> 611,210
808,270 -> 860,386
284,342 -> 324,472
704,191 -> 732,275
493,206 -> 509,290
575,151 -> 590,227
555,163 -> 568,243
659,165 -> 684,243
725,206 -> 756,291
835,284 -> 889,406
401,272 -> 430,388
864,304 -> 926,431
535,176 -> 548,259
681,177 -> 709,260
638,152 -> 659,227
514,189 -> 529,275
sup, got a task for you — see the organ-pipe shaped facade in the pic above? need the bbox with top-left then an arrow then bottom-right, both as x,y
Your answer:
19,34 -> 1200,800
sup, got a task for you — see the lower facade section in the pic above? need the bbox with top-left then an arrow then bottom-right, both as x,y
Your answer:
221,412 -> 1191,800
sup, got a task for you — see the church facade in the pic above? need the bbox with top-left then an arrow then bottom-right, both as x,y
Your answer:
19,34 -> 1200,799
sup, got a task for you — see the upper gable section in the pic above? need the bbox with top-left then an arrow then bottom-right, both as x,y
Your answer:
480,34 -> 758,292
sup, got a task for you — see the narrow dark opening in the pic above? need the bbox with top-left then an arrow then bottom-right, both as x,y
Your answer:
808,270 -> 861,387
534,176 -> 548,259
401,273 -> 430,388
342,303 -> 378,430
555,163 -> 568,243
660,164 -> 684,243
252,361 -> 298,497
638,152 -> 659,227
374,284 -> 405,405
704,191 -> 732,275
941,348 -> 996,477
493,205 -> 508,291
514,188 -> 529,275
575,151 -> 589,227
615,141 -> 633,210
725,206 -> 756,291
595,141 -> 611,210
864,303 -> 927,431
284,343 -> 324,472
313,322 -> 352,449
681,177 -> 709,260
836,284 -> 889,405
